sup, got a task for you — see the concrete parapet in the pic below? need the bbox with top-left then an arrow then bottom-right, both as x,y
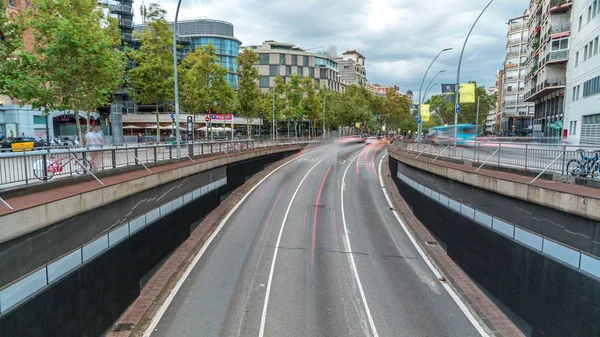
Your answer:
389,147 -> 600,222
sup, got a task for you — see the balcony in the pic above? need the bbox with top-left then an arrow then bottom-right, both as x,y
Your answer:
508,22 -> 523,32
507,50 -> 521,57
545,50 -> 569,64
119,19 -> 133,28
549,23 -> 571,35
549,0 -> 573,13
523,77 -> 566,102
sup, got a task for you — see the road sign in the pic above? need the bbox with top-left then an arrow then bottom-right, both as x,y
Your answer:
170,114 -> 175,119
417,117 -> 422,124
375,114 -> 380,119
205,116 -> 210,122
455,104 -> 460,114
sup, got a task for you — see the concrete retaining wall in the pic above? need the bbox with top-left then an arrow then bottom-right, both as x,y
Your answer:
389,156 -> 600,337
0,145 -> 303,245
0,151 -> 295,337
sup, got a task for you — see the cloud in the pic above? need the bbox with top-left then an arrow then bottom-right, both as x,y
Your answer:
136,0 -> 526,98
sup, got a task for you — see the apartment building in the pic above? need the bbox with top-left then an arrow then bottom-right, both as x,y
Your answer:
486,87 -> 498,134
0,0 -> 134,142
564,0 -> 600,144
495,69 -> 505,134
502,13 -> 535,135
337,50 -> 368,88
371,84 -> 400,96
523,0 -> 572,138
244,40 -> 346,94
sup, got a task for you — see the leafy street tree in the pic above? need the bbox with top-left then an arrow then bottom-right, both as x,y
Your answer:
272,76 -> 288,135
301,78 -> 322,138
0,1 -> 23,97
8,0 -> 126,143
381,88 -> 415,133
179,44 -> 234,139
425,81 -> 495,134
283,74 -> 304,137
236,49 -> 261,137
128,3 -> 173,143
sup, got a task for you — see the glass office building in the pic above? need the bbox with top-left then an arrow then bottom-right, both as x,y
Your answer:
134,19 -> 241,89
176,19 -> 242,89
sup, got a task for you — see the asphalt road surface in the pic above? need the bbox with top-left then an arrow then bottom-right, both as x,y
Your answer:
146,140 -> 484,337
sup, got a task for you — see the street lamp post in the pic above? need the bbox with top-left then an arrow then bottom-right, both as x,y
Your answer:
417,48 -> 452,142
423,70 -> 446,101
272,46 -> 298,141
172,0 -> 184,158
454,0 -> 495,151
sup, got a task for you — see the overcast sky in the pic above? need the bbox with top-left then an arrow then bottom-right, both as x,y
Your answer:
134,0 -> 528,98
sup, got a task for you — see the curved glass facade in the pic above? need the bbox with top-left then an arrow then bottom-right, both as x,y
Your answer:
182,37 -> 240,89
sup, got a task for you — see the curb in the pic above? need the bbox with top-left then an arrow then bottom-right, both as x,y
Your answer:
106,150 -> 307,337
381,155 -> 524,337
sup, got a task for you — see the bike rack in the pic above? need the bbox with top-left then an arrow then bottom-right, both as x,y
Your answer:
0,197 -> 13,210
475,148 -> 500,172
126,150 -> 152,173
69,153 -> 105,186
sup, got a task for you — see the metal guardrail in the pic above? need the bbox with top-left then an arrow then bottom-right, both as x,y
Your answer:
0,139 -> 315,190
392,141 -> 600,181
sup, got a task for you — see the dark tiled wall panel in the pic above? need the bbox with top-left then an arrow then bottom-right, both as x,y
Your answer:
389,157 -> 600,337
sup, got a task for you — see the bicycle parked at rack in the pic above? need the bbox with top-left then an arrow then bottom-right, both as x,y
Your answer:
566,149 -> 600,178
33,153 -> 92,180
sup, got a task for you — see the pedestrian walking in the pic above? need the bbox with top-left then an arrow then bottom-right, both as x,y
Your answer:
85,125 -> 104,172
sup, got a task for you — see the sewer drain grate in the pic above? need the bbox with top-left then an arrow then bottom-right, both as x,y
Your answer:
426,241 -> 438,245
315,204 -> 325,208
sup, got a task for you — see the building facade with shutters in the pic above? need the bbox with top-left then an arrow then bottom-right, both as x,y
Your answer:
563,0 -> 600,145
244,40 -> 346,94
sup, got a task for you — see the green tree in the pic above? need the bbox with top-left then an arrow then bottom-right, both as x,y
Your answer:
128,3 -> 173,142
9,0 -> 126,143
236,49 -> 261,137
0,1 -> 23,97
301,78 -> 322,138
283,74 -> 303,136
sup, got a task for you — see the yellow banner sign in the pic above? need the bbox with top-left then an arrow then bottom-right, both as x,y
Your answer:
459,83 -> 476,103
421,104 -> 430,122
355,122 -> 360,128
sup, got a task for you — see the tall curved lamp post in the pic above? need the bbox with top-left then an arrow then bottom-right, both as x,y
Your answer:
454,0 -> 495,150
424,83 -> 439,102
423,70 -> 446,100
172,0 -> 185,157
271,46 -> 299,141
417,48 -> 452,142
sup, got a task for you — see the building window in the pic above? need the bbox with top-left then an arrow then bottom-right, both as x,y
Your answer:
573,121 -> 577,136
259,76 -> 270,88
309,67 -> 315,78
297,66 -> 303,77
576,51 -> 579,66
269,65 -> 279,76
572,86 -> 577,101
33,116 -> 46,125
594,1 -> 598,17
589,6 -> 592,23
595,37 -> 599,56
259,54 -> 269,65
579,16 -> 583,31
303,56 -> 308,66
320,69 -> 328,80
279,54 -> 286,64
285,66 -> 291,76
291,55 -> 297,66
585,45 -> 589,61
589,42 -> 594,59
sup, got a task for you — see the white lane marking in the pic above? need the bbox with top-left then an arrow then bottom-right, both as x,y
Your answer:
258,158 -> 326,337
377,154 -> 490,337
341,155 -> 380,337
143,151 -> 310,337
258,157 -> 326,337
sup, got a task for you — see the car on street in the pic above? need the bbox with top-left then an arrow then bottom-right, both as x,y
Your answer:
0,137 -> 38,152
365,136 -> 377,144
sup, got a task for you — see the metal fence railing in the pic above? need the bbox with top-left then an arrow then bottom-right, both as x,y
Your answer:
391,140 -> 600,183
0,138 -> 315,190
